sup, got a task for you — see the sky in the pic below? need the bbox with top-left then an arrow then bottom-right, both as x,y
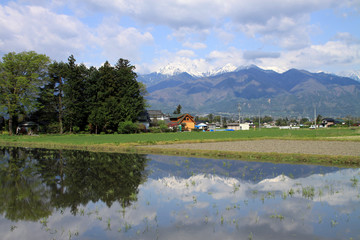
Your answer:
0,0 -> 359,75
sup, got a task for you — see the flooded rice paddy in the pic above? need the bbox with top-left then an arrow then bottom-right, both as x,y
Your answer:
0,147 -> 360,240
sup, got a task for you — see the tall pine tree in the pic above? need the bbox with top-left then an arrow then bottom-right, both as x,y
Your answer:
88,59 -> 145,133
63,55 -> 88,132
34,61 -> 67,133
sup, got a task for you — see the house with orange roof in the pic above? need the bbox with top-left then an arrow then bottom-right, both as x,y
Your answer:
168,113 -> 195,131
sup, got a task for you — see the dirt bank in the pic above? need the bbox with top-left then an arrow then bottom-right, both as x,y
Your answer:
146,140 -> 360,157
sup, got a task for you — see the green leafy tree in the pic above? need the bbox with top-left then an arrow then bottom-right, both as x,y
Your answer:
316,114 -> 323,125
0,51 -> 50,134
276,117 -> 288,126
262,116 -> 273,123
300,118 -> 309,124
208,113 -> 214,122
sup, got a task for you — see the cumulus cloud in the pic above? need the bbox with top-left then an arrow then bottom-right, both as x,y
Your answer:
268,38 -> 360,72
0,3 -> 90,59
62,0 -> 351,47
94,20 -> 154,63
182,42 -> 207,50
176,49 -> 196,58
1,0 -> 358,73
0,2 -> 154,65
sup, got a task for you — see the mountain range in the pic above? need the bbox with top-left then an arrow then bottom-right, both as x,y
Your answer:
138,65 -> 360,118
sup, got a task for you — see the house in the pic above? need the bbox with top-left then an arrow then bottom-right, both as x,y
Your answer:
227,123 -> 241,131
239,123 -> 250,130
227,123 -> 250,131
169,113 -> 195,131
148,110 -> 167,122
321,118 -> 340,127
17,121 -> 39,135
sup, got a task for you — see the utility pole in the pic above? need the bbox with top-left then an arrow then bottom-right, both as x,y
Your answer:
314,105 -> 317,128
258,109 -> 261,130
238,103 -> 241,126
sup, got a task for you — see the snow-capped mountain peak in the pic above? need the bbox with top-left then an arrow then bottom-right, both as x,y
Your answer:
157,64 -> 186,76
156,63 -> 239,77
205,63 -> 238,76
339,70 -> 360,81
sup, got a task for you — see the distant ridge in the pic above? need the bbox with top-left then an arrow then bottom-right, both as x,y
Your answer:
138,65 -> 360,117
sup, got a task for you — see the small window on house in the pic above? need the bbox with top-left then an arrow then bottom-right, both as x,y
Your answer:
186,117 -> 189,121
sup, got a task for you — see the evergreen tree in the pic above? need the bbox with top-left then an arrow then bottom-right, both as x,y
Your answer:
63,55 -> 88,132
88,59 -> 145,133
34,61 -> 67,133
115,58 -> 145,122
173,104 -> 182,114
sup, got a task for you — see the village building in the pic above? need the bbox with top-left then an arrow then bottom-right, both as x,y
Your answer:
168,113 -> 195,131
227,123 -> 241,131
227,122 -> 250,131
148,110 -> 168,122
207,123 -> 217,131
321,118 -> 344,127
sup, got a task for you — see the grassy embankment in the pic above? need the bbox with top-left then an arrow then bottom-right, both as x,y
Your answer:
0,128 -> 359,166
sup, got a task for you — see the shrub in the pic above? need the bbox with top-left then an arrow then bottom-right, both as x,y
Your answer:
137,123 -> 147,133
149,127 -> 161,133
45,123 -> 60,134
118,121 -> 139,134
73,126 -> 80,134
159,123 -> 169,132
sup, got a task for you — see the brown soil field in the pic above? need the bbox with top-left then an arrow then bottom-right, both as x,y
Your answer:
146,140 -> 360,157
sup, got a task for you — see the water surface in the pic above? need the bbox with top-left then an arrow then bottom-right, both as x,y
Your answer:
0,147 -> 359,240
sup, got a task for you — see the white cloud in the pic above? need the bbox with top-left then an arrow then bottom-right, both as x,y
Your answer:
142,34 -> 360,74
182,42 -> 207,50
95,20 -> 154,63
176,49 -> 196,58
0,2 -> 154,65
63,0 -> 352,46
0,3 -> 89,59
1,0 -> 358,73
268,38 -> 360,72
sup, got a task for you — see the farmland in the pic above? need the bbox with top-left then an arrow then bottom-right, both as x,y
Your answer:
0,128 -> 359,146
0,128 -> 359,166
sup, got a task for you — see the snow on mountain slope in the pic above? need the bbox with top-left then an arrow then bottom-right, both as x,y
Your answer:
339,70 -> 360,81
157,63 -> 238,77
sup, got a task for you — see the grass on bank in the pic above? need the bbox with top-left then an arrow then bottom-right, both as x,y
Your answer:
0,128 -> 359,167
0,127 -> 359,146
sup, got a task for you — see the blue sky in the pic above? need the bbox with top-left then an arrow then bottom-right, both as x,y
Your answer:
0,0 -> 359,75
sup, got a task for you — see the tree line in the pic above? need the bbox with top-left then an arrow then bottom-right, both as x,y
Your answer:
0,51 -> 146,135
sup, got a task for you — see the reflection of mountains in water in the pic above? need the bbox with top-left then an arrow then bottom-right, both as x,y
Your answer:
147,154 -> 340,183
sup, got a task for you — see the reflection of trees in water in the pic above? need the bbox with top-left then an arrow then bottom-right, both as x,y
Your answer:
36,149 -> 149,214
0,147 -> 149,221
0,147 -> 52,221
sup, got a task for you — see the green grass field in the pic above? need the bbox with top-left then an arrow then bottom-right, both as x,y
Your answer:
0,127 -> 359,146
1,128 -> 359,166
